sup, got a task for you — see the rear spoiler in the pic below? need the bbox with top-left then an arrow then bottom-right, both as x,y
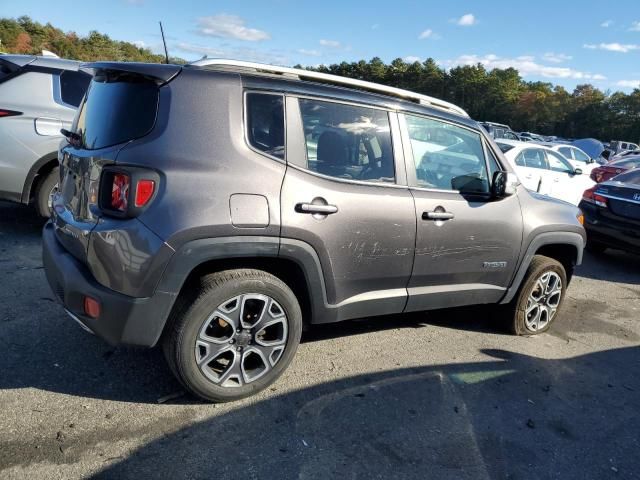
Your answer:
80,62 -> 181,84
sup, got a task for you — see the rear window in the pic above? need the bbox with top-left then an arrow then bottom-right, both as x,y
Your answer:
613,169 -> 640,184
75,73 -> 158,150
59,70 -> 91,107
0,60 -> 19,83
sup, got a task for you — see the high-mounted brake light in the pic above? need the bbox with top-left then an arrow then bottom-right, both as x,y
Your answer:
134,179 -> 155,207
111,173 -> 130,212
582,186 -> 608,208
0,109 -> 22,118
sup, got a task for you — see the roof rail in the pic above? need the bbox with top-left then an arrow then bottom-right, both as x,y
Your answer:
189,58 -> 469,117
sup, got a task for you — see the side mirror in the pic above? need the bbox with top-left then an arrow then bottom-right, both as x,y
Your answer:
574,168 -> 583,175
491,171 -> 507,198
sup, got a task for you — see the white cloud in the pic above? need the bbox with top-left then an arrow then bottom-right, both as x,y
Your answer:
455,14 -> 476,26
319,39 -> 341,48
403,56 -> 423,63
601,19 -> 614,28
542,52 -> 572,63
175,42 -> 287,64
297,48 -> 321,57
132,40 -> 146,48
418,29 -> 440,40
196,14 -> 270,41
630,21 -> 640,31
583,42 -> 640,52
442,54 -> 606,81
616,80 -> 640,88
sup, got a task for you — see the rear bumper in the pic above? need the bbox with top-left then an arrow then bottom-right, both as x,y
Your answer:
42,221 -> 176,346
580,202 -> 640,254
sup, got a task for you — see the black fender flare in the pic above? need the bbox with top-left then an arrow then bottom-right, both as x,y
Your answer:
500,231 -> 585,304
149,236 -> 332,345
21,151 -> 59,204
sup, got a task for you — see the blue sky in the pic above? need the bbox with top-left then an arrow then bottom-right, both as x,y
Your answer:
4,0 -> 640,92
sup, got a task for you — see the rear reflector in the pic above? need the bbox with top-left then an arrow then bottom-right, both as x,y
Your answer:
0,109 -> 22,118
134,179 -> 155,207
84,296 -> 101,319
111,173 -> 130,212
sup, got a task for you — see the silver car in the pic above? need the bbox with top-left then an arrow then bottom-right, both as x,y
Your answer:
0,54 -> 90,216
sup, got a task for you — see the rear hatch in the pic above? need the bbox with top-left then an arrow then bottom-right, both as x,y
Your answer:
597,183 -> 640,222
52,63 -> 180,263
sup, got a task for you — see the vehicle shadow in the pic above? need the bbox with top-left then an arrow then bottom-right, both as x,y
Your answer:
81,346 -> 638,479
0,202 -> 508,406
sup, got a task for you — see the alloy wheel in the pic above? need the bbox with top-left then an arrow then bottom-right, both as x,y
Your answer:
195,294 -> 288,388
524,271 -> 562,332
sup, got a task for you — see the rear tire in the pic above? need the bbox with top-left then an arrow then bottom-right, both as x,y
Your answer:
35,167 -> 59,218
506,255 -> 567,336
163,269 -> 302,403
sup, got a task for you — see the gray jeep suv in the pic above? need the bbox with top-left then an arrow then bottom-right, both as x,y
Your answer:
0,54 -> 90,216
42,60 -> 586,402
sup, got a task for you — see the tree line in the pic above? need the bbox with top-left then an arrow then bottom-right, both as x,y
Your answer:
2,16 -> 639,142
0,16 -> 185,65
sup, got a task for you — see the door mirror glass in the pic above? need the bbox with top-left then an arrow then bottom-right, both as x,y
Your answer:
491,171 -> 507,198
574,167 -> 583,175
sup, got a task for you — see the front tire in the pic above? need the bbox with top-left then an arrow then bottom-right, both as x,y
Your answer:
507,255 -> 567,336
35,167 -> 59,218
163,269 -> 302,402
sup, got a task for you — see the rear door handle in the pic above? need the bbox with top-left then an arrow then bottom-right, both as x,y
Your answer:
423,211 -> 454,221
295,203 -> 338,215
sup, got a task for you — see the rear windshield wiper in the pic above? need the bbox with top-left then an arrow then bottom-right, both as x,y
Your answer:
61,128 -> 82,146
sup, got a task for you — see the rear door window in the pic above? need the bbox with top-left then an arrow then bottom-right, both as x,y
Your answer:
59,70 -> 91,107
298,99 -> 395,184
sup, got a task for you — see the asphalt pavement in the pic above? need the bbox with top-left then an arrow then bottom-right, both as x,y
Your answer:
1,201 -> 639,479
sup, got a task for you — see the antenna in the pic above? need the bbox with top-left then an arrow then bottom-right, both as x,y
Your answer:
159,21 -> 169,64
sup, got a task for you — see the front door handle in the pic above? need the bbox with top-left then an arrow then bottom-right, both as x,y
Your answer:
295,203 -> 338,215
423,211 -> 454,221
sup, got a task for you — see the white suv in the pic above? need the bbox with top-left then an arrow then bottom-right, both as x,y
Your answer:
0,54 -> 90,216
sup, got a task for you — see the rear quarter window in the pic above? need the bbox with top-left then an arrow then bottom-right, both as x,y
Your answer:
59,70 -> 91,107
245,92 -> 285,160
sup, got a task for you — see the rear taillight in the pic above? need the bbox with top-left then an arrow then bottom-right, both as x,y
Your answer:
0,109 -> 22,118
582,186 -> 608,208
100,167 -> 159,217
111,173 -> 130,212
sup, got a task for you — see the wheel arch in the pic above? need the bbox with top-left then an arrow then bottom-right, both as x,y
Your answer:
153,236 -> 331,345
501,232 -> 584,304
21,151 -> 59,204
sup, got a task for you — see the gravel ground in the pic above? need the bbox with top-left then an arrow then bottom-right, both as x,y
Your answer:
1,200 -> 639,479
